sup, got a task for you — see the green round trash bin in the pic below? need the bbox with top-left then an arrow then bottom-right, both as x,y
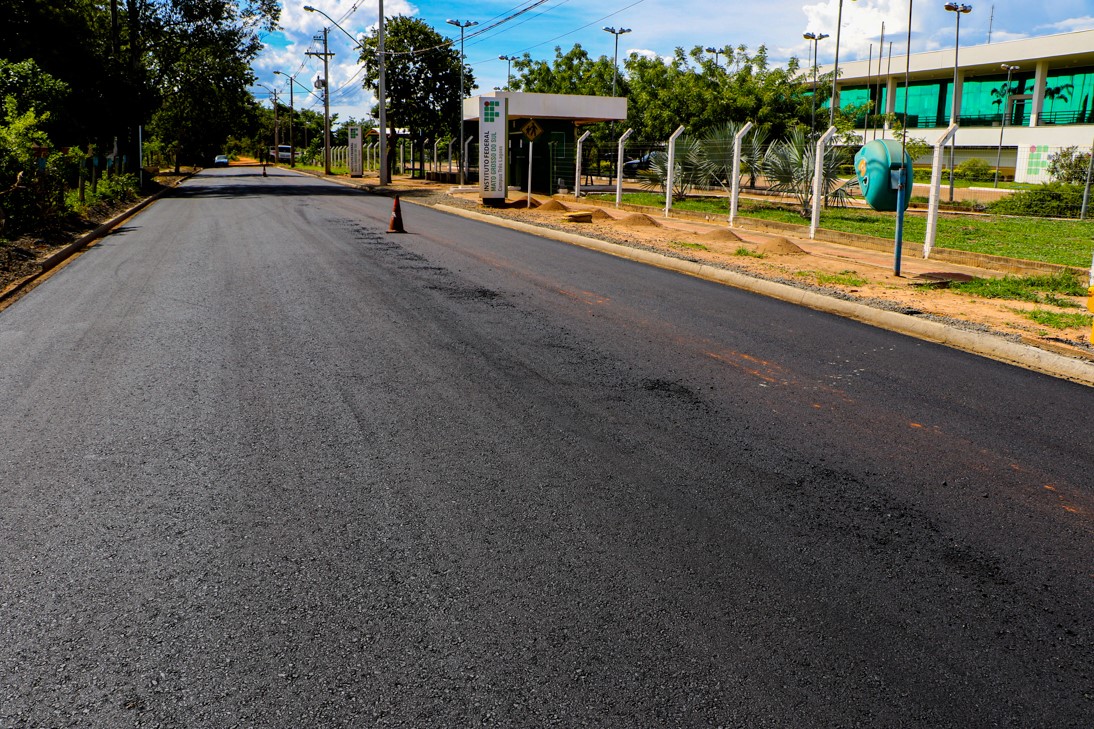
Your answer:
854,139 -> 912,213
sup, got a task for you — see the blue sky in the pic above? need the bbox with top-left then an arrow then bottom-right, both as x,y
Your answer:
251,0 -> 1094,125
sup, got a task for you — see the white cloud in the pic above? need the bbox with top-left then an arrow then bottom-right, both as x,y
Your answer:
1036,15 -> 1094,33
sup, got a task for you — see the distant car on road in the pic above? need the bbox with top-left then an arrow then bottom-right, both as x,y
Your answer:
268,145 -> 293,163
622,152 -> 655,178
213,154 -> 230,167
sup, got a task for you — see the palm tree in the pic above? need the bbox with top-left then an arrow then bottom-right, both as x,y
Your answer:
762,128 -> 853,216
990,82 -> 1017,122
1044,82 -> 1075,120
640,136 -> 706,200
696,122 -> 770,195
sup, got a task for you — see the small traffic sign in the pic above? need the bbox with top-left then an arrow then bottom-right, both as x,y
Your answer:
521,119 -> 544,142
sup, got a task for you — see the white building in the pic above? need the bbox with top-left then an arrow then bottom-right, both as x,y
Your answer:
825,29 -> 1094,182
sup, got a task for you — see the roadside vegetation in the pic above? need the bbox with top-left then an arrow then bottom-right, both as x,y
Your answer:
591,192 -> 1094,268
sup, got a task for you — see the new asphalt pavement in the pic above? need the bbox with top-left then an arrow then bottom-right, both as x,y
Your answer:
1,167 -> 1090,727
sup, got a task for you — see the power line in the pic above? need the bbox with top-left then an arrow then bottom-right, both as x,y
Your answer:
465,0 -> 575,54
501,0 -> 647,58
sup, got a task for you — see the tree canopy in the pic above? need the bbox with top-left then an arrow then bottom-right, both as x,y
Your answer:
0,0 -> 278,164
510,42 -> 812,145
359,16 -> 473,145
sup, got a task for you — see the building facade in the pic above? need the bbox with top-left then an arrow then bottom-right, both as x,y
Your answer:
826,29 -> 1094,182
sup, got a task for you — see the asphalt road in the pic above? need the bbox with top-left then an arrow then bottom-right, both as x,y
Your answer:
1,167 -> 1091,728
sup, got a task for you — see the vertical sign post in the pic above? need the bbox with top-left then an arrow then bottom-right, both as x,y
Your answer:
348,126 -> 363,177
480,97 -> 507,201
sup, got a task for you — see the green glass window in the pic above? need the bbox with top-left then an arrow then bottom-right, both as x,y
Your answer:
1042,67 -> 1094,125
834,85 -> 888,126
959,74 -> 1032,127
892,80 -> 950,128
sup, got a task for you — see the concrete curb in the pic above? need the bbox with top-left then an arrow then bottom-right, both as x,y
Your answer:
0,183 -> 176,309
432,203 -> 1094,388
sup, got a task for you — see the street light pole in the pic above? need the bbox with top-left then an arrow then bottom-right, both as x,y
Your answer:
994,63 -> 1018,188
257,83 -> 280,163
945,2 -> 972,201
499,55 -> 517,90
604,26 -> 631,187
603,26 -> 631,98
829,0 -> 844,127
705,47 -> 722,66
803,32 -> 829,138
447,18 -> 477,186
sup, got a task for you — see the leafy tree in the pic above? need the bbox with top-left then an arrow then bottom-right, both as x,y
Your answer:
1047,146 -> 1092,185
0,59 -> 70,127
360,16 -> 472,176
0,0 -> 278,168
0,98 -> 64,238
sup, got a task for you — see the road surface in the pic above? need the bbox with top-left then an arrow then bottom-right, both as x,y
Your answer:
1,167 -> 1090,727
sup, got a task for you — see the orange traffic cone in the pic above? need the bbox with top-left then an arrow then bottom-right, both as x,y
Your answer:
388,195 -> 406,233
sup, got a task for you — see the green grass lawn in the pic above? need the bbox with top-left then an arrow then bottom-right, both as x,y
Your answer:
591,192 -> 1094,268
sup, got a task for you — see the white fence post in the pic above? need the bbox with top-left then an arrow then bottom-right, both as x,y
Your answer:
809,126 -> 838,239
575,130 -> 591,197
615,128 -> 634,208
664,125 -> 686,218
448,141 -> 454,173
729,122 -> 754,228
464,137 -> 473,186
925,123 -> 960,258
433,140 -> 440,174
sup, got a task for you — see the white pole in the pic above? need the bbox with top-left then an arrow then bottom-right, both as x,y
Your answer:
664,125 -> 686,218
464,137 -> 473,185
809,126 -> 838,239
729,121 -> 753,228
575,130 -> 591,197
433,139 -> 440,174
400,139 -> 405,174
925,123 -> 960,258
449,141 -> 454,174
615,128 -> 634,207
527,140 -> 534,208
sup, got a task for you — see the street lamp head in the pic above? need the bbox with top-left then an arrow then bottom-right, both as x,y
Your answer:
447,18 -> 477,28
817,33 -> 830,40
603,26 -> 631,35
1001,63 -> 1019,71
803,32 -> 816,40
303,5 -> 315,11
945,3 -> 972,13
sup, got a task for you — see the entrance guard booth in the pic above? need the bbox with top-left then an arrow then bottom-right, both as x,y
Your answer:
463,92 -> 627,201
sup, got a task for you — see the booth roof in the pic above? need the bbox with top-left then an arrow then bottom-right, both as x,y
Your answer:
462,91 -> 626,124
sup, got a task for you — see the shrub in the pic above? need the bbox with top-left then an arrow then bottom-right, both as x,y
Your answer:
957,158 -> 993,182
987,183 -> 1084,218
1047,146 -> 1092,185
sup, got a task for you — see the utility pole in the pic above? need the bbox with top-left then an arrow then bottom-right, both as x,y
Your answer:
306,27 -> 333,175
447,19 -> 477,186
275,71 -> 297,167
